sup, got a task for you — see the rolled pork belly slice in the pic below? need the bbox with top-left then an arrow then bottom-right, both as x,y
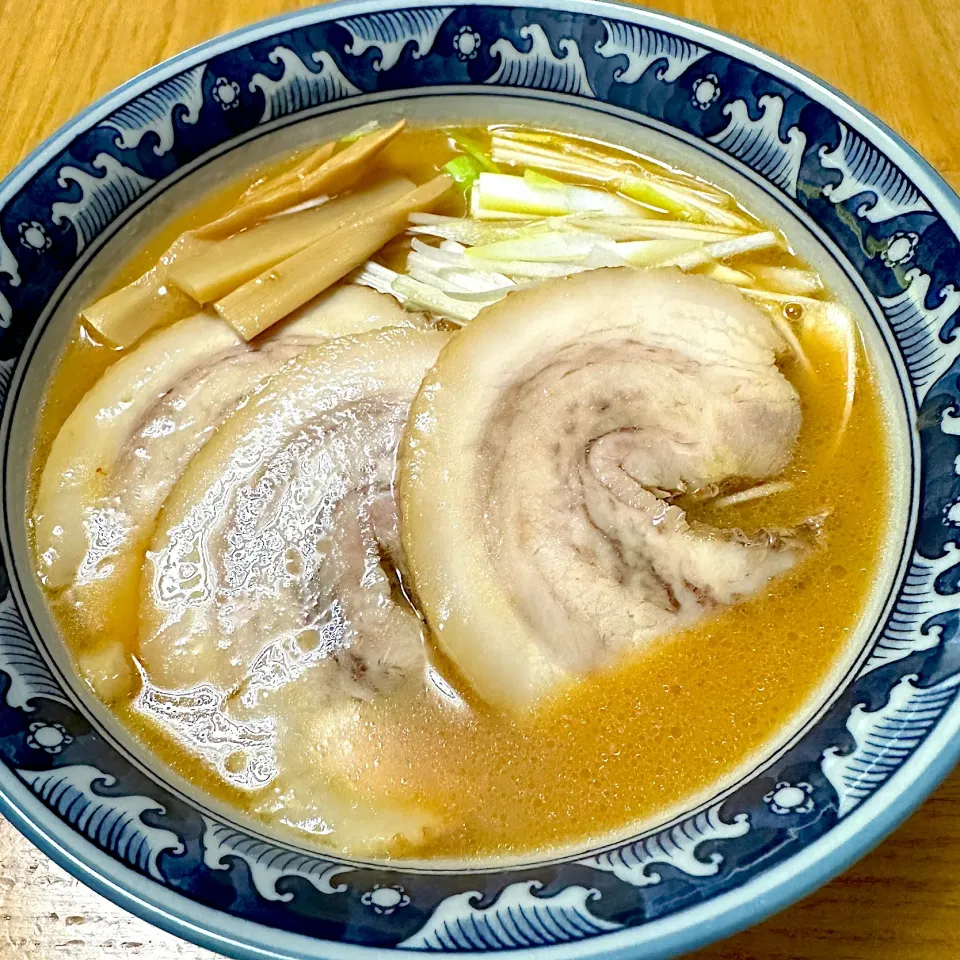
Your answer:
136,327 -> 449,854
400,268 -> 803,712
32,284 -> 418,699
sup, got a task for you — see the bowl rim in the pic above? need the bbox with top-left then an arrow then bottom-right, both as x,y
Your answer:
1,1 -> 957,958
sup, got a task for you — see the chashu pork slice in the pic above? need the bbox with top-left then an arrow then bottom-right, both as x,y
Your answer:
399,268 -> 804,712
138,325 -> 449,853
32,284 -> 417,699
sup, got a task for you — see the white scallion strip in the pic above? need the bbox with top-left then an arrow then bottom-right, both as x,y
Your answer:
406,255 -> 516,300
358,240 -> 519,320
431,237 -> 468,254
491,132 -> 732,205
664,231 -> 781,270
744,264 -> 823,296
465,230 -> 620,264
464,256 -> 591,279
697,262 -> 755,286
737,287 -> 822,308
409,237 -> 472,265
354,260 -> 505,322
353,261 -> 480,319
564,215 -> 740,242
409,244 -> 513,291
713,481 -> 793,508
641,180 -> 754,230
409,214 -> 741,247
473,172 -> 642,219
494,129 -> 731,197
491,137 -> 620,184
408,218 -> 541,245
354,261 -> 406,299
356,255 -> 489,322
837,312 -> 858,445
416,238 -> 592,279
407,264 -> 477,294
421,283 -> 514,303
769,313 -> 815,374
492,137 -> 755,230
408,264 -> 515,298
470,188 -> 532,220
613,238 -> 703,267
391,275 -> 480,323
492,137 -> 692,215
410,239 -> 516,284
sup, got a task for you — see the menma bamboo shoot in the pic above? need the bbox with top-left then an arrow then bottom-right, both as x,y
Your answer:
196,120 -> 407,240
215,175 -> 453,339
167,176 -> 413,303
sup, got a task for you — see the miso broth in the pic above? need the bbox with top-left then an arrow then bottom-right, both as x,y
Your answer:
29,122 -> 890,860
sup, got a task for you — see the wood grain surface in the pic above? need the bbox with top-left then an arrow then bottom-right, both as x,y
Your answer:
0,1 -> 958,958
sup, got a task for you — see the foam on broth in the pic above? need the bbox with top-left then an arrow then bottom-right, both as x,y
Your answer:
28,125 -> 890,861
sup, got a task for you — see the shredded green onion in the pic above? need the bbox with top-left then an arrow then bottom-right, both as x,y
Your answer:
523,169 -> 566,190
713,481 -> 793,508
473,172 -> 641,219
698,262 -> 755,286
490,133 -> 753,227
392,275 -> 481,323
448,133 -> 500,173
443,155 -> 485,190
614,238 -> 702,267
743,264 -> 823,296
663,231 -> 782,270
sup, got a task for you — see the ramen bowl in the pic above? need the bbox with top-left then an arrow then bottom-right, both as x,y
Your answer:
0,1 -> 957,957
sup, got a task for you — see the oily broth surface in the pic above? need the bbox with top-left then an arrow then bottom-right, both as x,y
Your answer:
29,126 -> 890,860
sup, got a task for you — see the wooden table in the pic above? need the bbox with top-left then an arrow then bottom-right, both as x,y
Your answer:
1,1 -> 958,957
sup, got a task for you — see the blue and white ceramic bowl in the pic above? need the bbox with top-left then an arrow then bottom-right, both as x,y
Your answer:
0,2 -> 958,957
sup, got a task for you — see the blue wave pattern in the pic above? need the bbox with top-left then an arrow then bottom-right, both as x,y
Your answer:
399,882 -> 621,949
0,232 -> 17,328
250,46 -> 361,123
201,817 -> 350,902
579,802 -> 750,887
0,3 -> 957,951
50,153 -> 155,255
337,8 -> 454,72
0,595 -> 70,712
487,24 -> 594,97
595,19 -> 707,83
708,95 -> 806,197
822,672 -> 960,817
820,122 -> 933,224
859,549 -> 959,677
0,231 -> 19,287
0,355 -> 14,400
17,765 -> 184,879
878,268 -> 960,400
100,63 -> 207,156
